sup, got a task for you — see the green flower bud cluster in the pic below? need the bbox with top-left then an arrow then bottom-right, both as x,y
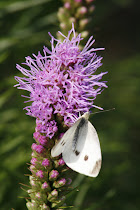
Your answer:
57,0 -> 95,42
26,131 -> 72,209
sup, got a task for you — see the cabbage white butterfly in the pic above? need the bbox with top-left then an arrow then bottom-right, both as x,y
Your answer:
51,112 -> 101,177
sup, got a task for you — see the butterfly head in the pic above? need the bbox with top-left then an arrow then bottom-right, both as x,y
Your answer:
81,112 -> 90,120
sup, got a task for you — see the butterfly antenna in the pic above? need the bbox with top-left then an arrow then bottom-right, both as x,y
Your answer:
92,108 -> 115,115
78,112 -> 82,117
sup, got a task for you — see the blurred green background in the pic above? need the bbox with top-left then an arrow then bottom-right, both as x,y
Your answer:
0,0 -> 139,209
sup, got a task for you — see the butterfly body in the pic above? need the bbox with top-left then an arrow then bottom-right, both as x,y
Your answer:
51,112 -> 101,177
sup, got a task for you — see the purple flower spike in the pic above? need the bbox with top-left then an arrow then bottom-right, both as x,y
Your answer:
15,24 -> 107,209
15,24 -> 107,137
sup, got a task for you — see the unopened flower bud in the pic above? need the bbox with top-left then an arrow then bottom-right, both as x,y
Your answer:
26,200 -> 38,209
69,17 -> 76,25
79,18 -> 89,30
33,131 -> 40,140
31,152 -> 36,157
76,6 -> 88,18
27,189 -> 36,200
89,5 -> 95,13
27,189 -> 34,194
31,143 -> 45,154
38,135 -> 48,146
36,145 -> 45,154
41,181 -> 51,191
40,203 -> 50,210
48,189 -> 58,202
64,2 -> 71,9
86,0 -> 94,3
54,158 -> 65,168
42,158 -> 50,167
75,0 -> 82,3
53,178 -> 66,188
60,23 -> 67,30
30,158 -> 37,165
51,196 -> 66,208
58,158 -> 65,166
36,170 -> 44,178
29,165 -> 36,173
58,7 -> 67,21
29,176 -> 36,187
31,143 -> 37,150
35,192 -> 47,201
49,170 -> 59,181
35,192 -> 41,199
81,31 -> 89,38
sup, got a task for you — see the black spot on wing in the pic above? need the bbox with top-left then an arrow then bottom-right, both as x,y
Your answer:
84,155 -> 88,161
75,150 -> 80,156
91,159 -> 101,175
61,140 -> 66,146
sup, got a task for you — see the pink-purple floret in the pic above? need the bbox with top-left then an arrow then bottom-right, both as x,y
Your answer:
42,182 -> 49,189
50,170 -> 59,179
32,143 -> 44,154
58,158 -> 65,166
31,158 -> 37,165
42,158 -> 50,167
15,25 -> 107,139
58,178 -> 66,185
36,170 -> 44,178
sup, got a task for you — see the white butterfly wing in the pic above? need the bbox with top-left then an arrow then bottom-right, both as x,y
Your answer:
62,121 -> 102,177
51,118 -> 82,157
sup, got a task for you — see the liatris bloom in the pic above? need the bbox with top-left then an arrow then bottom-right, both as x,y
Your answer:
15,24 -> 107,209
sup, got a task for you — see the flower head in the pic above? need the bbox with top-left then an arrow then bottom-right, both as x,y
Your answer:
15,24 -> 107,140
